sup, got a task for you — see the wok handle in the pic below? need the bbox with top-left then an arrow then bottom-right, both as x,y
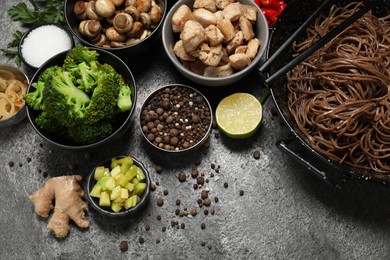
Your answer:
276,138 -> 345,188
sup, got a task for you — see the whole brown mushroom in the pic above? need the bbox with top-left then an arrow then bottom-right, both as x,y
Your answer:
95,0 -> 116,18
74,1 -> 88,20
106,27 -> 127,42
86,1 -> 103,21
113,13 -> 134,33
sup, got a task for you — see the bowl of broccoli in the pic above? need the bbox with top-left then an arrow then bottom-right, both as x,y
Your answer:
25,46 -> 137,150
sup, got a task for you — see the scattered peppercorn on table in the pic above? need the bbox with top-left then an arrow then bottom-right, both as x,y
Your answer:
2,1 -> 390,259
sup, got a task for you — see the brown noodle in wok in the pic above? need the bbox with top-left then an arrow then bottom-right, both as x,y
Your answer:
287,2 -> 390,174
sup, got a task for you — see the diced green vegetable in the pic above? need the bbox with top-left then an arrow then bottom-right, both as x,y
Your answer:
124,195 -> 140,209
136,166 -> 145,181
99,191 -> 111,207
125,182 -> 134,192
111,201 -> 123,213
133,182 -> 147,196
90,156 -> 147,212
94,166 -> 107,181
118,165 -> 138,187
110,165 -> 121,178
111,156 -> 133,169
97,176 -> 117,191
90,183 -> 102,198
120,188 -> 129,199
120,162 -> 133,174
110,185 -> 121,200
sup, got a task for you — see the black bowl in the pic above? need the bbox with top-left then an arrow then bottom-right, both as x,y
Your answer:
139,84 -> 213,154
18,23 -> 75,70
86,155 -> 151,218
26,48 -> 137,150
64,0 -> 167,58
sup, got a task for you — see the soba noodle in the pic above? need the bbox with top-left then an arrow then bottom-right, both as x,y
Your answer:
287,2 -> 390,174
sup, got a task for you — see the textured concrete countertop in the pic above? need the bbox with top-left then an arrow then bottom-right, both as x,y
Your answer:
2,1 -> 390,259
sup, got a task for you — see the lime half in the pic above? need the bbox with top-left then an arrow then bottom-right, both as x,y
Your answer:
215,93 -> 262,139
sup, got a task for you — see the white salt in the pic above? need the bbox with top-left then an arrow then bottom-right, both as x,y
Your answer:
21,25 -> 73,68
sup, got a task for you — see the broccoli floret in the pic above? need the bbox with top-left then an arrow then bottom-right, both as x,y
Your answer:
35,111 -> 68,136
25,66 -> 63,111
25,81 -> 45,110
63,46 -> 99,69
76,61 -> 101,94
51,71 -> 90,117
68,122 -> 113,144
82,73 -> 121,124
117,84 -> 132,112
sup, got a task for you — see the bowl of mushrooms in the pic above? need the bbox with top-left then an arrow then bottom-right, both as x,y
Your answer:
162,0 -> 269,87
64,0 -> 167,58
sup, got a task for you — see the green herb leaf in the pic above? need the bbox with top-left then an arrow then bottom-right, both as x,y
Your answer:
8,3 -> 39,25
8,31 -> 24,48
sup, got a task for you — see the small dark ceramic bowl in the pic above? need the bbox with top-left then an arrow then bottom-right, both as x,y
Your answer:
140,84 -> 213,154
162,0 -> 269,87
26,47 -> 137,150
0,65 -> 29,127
64,0 -> 167,58
86,155 -> 151,218
19,23 -> 75,70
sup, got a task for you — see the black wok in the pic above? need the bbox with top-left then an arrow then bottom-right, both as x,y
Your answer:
267,0 -> 390,185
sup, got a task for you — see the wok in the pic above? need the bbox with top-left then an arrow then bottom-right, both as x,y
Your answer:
266,0 -> 390,185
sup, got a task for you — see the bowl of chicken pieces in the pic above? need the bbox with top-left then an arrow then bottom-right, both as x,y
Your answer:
162,0 -> 269,87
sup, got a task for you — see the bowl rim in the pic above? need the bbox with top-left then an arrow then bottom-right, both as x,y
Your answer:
25,47 -> 137,150
18,23 -> 75,70
64,0 -> 168,51
0,64 -> 29,127
86,155 -> 151,217
162,0 -> 269,86
139,83 -> 213,153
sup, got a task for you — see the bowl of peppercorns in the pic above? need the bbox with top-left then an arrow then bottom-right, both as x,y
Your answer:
140,84 -> 212,153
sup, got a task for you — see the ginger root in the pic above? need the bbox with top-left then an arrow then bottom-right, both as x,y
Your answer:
29,175 -> 90,238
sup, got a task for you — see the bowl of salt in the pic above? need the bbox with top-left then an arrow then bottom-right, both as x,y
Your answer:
19,24 -> 75,70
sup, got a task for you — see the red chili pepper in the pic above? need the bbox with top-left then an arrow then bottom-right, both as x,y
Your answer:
278,3 -> 287,12
259,0 -> 282,10
253,0 -> 261,6
261,8 -> 280,27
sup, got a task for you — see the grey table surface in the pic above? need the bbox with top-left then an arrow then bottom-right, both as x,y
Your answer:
2,1 -> 390,260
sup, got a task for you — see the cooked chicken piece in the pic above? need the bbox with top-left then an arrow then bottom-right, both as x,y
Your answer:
229,53 -> 251,70
214,10 -> 224,22
198,43 -> 224,66
181,20 -> 206,52
193,0 -> 217,13
173,40 -> 196,61
172,4 -> 193,33
217,18 -> 236,42
235,45 -> 248,54
204,24 -> 224,46
223,2 -> 241,21
246,38 -> 260,59
204,63 -> 234,77
193,8 -> 218,28
239,16 -> 255,41
226,30 -> 244,53
240,4 -> 258,23
216,0 -> 235,10
183,59 -> 206,75
220,47 -> 230,64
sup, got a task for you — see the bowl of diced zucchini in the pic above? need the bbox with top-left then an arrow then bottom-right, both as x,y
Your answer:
86,155 -> 151,217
